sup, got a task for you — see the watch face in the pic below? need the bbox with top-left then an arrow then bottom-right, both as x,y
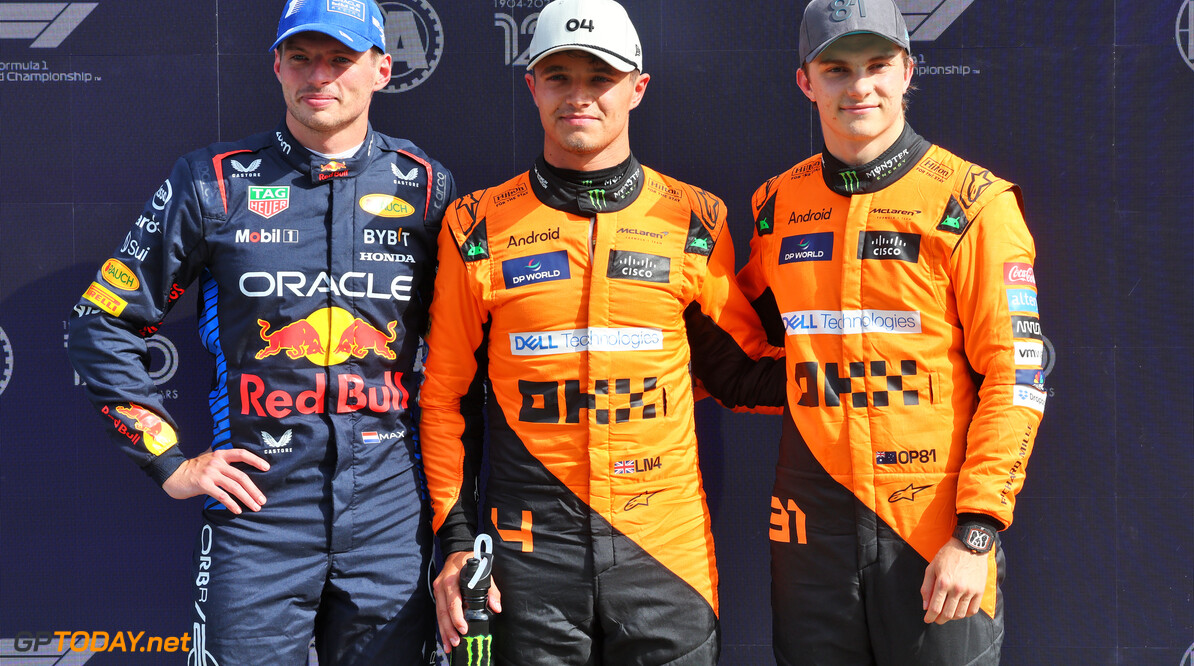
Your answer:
964,527 -> 994,552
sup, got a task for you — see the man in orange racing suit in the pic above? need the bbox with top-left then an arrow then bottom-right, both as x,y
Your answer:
419,1 -> 783,664
737,1 -> 1046,664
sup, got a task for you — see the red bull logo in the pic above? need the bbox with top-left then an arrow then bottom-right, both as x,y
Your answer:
256,320 -> 326,360
107,404 -> 177,455
336,320 -> 398,360
316,161 -> 350,181
255,308 -> 398,366
239,372 -> 409,417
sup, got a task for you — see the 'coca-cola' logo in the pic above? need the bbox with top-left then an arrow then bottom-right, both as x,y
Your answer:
1004,262 -> 1036,286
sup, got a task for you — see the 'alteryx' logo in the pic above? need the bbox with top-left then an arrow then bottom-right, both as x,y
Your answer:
1006,288 -> 1039,315
502,250 -> 570,289
779,232 -> 834,265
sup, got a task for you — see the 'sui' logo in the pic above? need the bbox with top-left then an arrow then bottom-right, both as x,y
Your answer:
0,2 -> 97,48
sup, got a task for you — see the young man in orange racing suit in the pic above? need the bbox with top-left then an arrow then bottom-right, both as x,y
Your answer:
419,0 -> 784,663
66,3 -> 459,663
737,1 -> 1046,664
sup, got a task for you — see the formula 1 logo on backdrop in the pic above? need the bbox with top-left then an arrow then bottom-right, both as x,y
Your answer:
0,2 -> 97,48
898,0 -> 975,42
1179,0 -> 1194,72
378,1 -> 443,93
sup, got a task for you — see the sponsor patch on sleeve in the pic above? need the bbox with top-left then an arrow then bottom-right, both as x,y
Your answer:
1011,315 -> 1043,341
1004,262 -> 1036,287
83,281 -> 128,317
1012,385 -> 1047,413
1006,288 -> 1039,314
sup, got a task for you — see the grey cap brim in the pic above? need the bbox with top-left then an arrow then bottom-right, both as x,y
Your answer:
803,29 -> 910,64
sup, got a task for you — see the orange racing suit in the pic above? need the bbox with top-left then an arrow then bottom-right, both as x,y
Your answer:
420,155 -> 782,664
738,126 -> 1046,664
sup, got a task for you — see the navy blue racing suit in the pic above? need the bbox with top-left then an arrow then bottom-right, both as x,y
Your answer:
68,122 -> 457,665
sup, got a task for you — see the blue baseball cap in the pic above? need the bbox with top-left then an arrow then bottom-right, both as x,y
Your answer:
270,0 -> 387,53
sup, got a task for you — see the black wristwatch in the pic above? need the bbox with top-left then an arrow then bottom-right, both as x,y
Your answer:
954,523 -> 996,554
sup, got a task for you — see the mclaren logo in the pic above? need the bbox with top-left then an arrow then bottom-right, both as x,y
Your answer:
899,0 -> 975,41
0,2 -> 97,48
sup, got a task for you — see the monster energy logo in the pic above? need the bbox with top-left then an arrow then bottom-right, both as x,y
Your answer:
840,170 -> 861,193
587,189 -> 608,209
458,634 -> 492,666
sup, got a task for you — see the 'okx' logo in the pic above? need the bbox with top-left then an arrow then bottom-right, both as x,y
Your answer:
0,2 -> 97,47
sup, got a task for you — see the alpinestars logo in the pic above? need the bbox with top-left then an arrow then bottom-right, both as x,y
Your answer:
378,1 -> 443,93
899,0 -> 975,41
0,2 -> 97,48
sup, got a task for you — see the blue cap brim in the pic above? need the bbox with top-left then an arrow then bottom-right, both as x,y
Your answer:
269,24 -> 376,53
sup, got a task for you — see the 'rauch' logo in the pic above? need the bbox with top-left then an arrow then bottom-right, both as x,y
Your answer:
379,1 -> 444,93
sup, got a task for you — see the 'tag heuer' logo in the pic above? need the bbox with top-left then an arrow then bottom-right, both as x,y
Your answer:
248,186 -> 290,219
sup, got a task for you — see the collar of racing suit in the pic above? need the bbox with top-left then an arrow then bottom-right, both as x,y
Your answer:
272,121 -> 380,185
529,153 -> 645,216
820,123 -> 932,196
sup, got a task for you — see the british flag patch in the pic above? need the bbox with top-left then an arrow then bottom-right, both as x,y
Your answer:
614,460 -> 636,474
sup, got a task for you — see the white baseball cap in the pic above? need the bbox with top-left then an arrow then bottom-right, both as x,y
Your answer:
526,0 -> 643,73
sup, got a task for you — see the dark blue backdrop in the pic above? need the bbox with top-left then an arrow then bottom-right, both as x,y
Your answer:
1,1 -> 1191,664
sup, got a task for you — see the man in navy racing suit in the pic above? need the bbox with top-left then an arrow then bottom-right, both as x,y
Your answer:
66,2 -> 459,663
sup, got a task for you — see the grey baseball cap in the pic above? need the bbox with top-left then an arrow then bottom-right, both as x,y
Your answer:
798,0 -> 911,64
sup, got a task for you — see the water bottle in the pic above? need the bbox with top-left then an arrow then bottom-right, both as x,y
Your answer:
451,534 -> 494,666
